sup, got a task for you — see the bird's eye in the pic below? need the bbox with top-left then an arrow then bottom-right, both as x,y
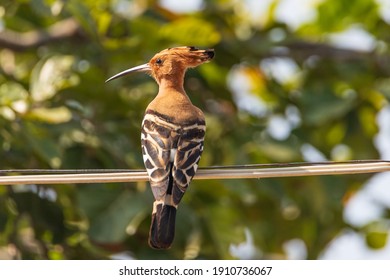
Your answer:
156,58 -> 163,65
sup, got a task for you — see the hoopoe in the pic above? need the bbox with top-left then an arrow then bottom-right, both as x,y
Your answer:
106,46 -> 215,249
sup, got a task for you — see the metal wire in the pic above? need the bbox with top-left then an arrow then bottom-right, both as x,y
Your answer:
0,160 -> 389,185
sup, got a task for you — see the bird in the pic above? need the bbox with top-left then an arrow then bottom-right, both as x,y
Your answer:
106,46 -> 215,249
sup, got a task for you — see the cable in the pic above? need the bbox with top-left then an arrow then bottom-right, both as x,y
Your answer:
0,160 -> 389,185
0,159 -> 388,174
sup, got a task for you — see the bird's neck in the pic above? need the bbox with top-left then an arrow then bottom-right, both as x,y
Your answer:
157,75 -> 187,97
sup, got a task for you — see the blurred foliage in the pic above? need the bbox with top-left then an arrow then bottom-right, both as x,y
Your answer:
0,0 -> 389,259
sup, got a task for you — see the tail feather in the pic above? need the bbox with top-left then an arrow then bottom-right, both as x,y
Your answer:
149,203 -> 177,249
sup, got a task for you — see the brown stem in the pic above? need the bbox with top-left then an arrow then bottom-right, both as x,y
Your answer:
0,18 -> 84,52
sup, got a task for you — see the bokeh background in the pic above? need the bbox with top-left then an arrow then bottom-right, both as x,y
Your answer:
1,0 -> 390,260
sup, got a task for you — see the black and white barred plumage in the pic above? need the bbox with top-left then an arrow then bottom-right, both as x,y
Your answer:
141,109 -> 205,249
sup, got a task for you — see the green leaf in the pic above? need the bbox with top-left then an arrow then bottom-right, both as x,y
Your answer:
11,191 -> 66,244
160,18 -> 221,46
66,0 -> 99,39
27,106 -> 72,124
78,185 -> 150,244
30,55 -> 78,102
22,122 -> 62,168
0,82 -> 28,105
366,231 -> 388,250
301,86 -> 356,125
96,11 -> 112,35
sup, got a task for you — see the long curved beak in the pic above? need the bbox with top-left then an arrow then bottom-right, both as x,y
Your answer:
105,63 -> 151,83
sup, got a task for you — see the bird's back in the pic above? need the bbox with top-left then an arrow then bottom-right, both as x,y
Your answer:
141,106 -> 205,204
141,103 -> 205,249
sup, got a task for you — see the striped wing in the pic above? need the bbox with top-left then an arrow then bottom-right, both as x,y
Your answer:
171,124 -> 205,205
141,114 -> 173,202
141,112 -> 205,206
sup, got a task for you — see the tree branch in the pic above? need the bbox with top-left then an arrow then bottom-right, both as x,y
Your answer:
0,18 -> 84,52
285,41 -> 373,60
262,40 -> 374,62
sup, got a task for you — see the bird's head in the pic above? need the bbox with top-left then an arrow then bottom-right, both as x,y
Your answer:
105,46 -> 214,84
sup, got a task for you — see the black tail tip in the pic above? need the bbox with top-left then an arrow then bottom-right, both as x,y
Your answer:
148,204 -> 177,250
149,237 -> 172,250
